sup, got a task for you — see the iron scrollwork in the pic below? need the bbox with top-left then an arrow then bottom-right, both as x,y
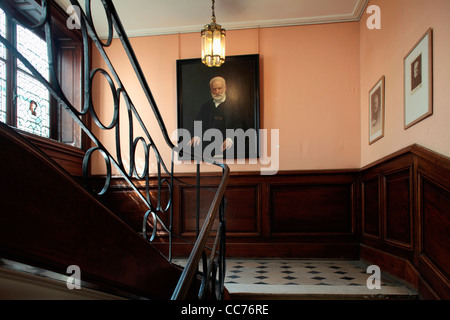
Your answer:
0,0 -> 229,300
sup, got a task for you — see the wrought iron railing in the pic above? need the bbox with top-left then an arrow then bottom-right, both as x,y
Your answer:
0,0 -> 229,300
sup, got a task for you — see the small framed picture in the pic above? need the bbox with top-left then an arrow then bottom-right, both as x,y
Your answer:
404,28 -> 433,129
369,76 -> 385,145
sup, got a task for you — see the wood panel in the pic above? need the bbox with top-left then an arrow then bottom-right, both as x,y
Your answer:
180,186 -> 220,236
179,183 -> 260,236
99,171 -> 359,259
100,182 -> 171,238
362,176 -> 380,238
269,183 -> 353,235
384,168 -> 413,249
420,178 -> 450,278
360,145 -> 450,300
418,175 -> 450,299
360,152 -> 415,260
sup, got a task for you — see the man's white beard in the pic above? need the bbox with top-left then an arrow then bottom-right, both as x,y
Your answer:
212,93 -> 226,104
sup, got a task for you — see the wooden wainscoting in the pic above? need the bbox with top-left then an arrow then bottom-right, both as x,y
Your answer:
360,151 -> 415,260
98,170 -> 360,260
415,146 -> 450,299
94,144 -> 449,299
359,145 -> 450,300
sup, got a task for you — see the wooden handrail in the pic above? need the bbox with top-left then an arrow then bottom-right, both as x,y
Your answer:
104,0 -> 230,299
171,164 -> 230,300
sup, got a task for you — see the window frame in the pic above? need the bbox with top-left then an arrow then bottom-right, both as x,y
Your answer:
1,2 -> 88,176
5,19 -> 52,138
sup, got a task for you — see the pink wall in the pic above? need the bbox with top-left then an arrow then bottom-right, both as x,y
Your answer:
360,0 -> 450,166
91,1 -> 450,175
259,24 -> 360,170
91,22 -> 361,174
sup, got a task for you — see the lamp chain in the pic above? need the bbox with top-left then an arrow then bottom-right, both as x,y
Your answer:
211,0 -> 216,22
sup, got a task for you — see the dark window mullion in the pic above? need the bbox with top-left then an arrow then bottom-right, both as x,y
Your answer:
49,60 -> 59,141
5,15 -> 15,127
0,55 -> 7,123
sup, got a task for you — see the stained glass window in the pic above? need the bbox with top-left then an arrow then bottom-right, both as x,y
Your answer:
0,5 -> 82,150
16,71 -> 50,137
15,24 -> 50,137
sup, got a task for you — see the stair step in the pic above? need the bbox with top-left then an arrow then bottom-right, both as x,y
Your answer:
225,284 -> 418,300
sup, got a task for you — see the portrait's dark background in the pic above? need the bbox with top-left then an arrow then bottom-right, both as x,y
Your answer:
177,54 -> 260,136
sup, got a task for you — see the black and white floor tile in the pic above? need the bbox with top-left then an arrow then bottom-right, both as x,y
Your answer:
173,259 -> 417,298
224,260 -> 380,286
223,259 -> 417,298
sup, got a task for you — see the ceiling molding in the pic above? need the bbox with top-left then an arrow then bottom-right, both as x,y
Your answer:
353,0 -> 371,20
55,0 -> 370,38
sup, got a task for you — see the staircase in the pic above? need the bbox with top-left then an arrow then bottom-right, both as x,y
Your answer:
0,0 -> 228,300
0,122 -> 190,299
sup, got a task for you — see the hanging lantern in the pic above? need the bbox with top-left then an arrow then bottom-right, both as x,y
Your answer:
201,0 -> 225,67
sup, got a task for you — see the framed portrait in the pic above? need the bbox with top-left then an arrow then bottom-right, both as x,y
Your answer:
369,76 -> 385,145
176,54 -> 260,161
404,28 -> 433,129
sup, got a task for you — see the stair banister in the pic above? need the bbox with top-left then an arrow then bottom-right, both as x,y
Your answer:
0,0 -> 229,300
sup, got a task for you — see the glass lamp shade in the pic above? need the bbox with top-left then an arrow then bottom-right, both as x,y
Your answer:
201,22 -> 226,67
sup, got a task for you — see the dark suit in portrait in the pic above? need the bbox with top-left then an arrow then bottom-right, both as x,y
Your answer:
194,99 -> 242,154
189,76 -> 243,159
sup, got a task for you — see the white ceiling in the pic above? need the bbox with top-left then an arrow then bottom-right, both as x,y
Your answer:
56,0 -> 369,38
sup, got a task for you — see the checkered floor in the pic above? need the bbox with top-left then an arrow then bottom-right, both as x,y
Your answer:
225,259 -> 382,286
172,259 -> 418,299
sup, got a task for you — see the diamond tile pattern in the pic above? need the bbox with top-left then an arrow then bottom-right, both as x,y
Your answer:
220,260 -> 402,287
172,259 -> 418,299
